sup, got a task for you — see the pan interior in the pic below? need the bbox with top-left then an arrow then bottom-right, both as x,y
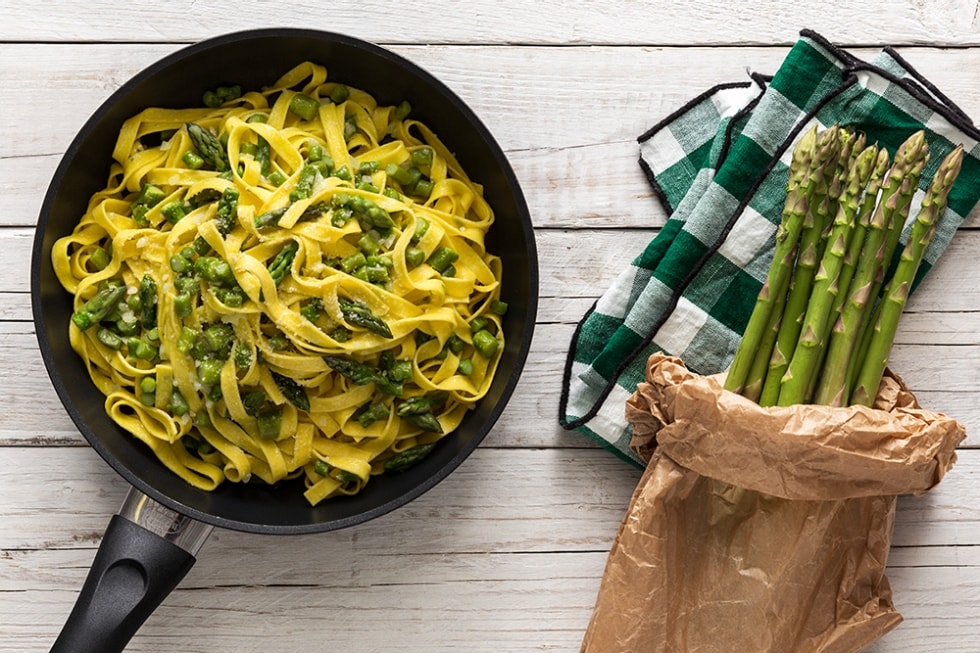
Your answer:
32,29 -> 537,534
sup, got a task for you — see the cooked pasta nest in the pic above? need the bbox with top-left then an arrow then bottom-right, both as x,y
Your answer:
52,62 -> 506,506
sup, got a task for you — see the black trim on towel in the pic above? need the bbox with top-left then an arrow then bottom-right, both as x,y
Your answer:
558,74 -> 859,433
842,60 -> 980,141
881,46 -> 971,123
637,80 -> 758,217
637,80 -> 755,143
800,28 -> 980,139
798,28 -> 862,66
638,155 -> 672,220
557,298 -> 600,430
716,75 -> 770,168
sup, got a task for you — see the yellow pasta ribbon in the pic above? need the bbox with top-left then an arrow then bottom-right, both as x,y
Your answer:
51,61 -> 507,506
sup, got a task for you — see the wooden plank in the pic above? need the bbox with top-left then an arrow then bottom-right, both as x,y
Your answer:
4,317 -> 980,447
1,448 -> 978,652
5,562 -> 980,653
7,43 -> 980,229
0,447 -> 640,553
0,447 -> 977,554
864,567 -> 980,653
2,554 -> 607,652
5,219 -> 980,446
4,1 -> 980,46
7,226 -> 980,308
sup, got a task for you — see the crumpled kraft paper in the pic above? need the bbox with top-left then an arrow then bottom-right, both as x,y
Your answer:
581,353 -> 965,653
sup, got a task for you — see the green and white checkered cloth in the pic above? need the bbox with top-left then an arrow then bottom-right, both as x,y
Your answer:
559,29 -> 980,467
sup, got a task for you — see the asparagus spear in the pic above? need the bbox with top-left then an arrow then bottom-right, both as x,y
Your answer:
759,125 -> 845,405
255,206 -> 288,230
820,130 -> 862,248
810,149 -> 890,405
400,413 -> 444,433
186,123 -> 230,172
384,443 -> 437,471
138,274 -> 158,330
724,125 -> 817,395
214,187 -> 240,235
339,298 -> 393,338
845,132 -> 931,395
71,283 -> 127,330
740,283 -> 788,402
396,394 -> 448,434
356,402 -> 390,428
271,371 -> 311,411
832,148 -> 891,326
879,136 -> 931,290
188,188 -> 221,208
289,164 -> 319,202
131,184 -> 167,227
777,142 -> 879,405
268,241 -> 298,286
850,145 -> 963,406
323,355 -> 402,395
397,394 -> 447,416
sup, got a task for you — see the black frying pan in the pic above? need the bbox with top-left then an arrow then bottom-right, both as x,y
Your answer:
31,29 -> 537,652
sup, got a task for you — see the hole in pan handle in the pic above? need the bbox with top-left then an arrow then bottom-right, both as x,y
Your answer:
49,489 -> 214,652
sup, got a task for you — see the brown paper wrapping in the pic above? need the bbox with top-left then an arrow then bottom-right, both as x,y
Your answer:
581,353 -> 965,653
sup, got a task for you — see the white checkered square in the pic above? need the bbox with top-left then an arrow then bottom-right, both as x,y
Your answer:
653,296 -> 708,356
717,205 -> 778,272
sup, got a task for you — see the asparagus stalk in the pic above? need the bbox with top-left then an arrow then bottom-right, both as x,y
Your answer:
759,125 -> 845,405
138,274 -> 158,330
832,148 -> 890,326
810,131 -> 929,405
396,394 -> 448,433
384,443 -> 437,471
323,355 -> 402,395
850,145 -> 964,406
777,142 -> 879,405
723,125 -> 817,395
186,123 -> 230,173
338,298 -> 393,339
268,241 -> 299,286
214,187 -> 240,236
740,277 -> 789,402
880,138 -> 931,290
845,132 -> 931,395
820,130 -> 862,247
271,371 -> 311,412
71,283 -> 127,331
811,149 -> 890,405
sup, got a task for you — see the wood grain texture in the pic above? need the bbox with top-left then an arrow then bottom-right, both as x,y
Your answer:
6,44 -> 980,230
5,232 -> 980,446
0,447 -> 977,651
5,5 -> 980,650
3,0 -> 980,46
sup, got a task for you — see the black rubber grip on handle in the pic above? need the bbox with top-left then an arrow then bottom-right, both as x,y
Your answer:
50,514 -> 197,653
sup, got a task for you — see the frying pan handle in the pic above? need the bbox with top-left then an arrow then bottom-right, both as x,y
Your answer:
50,489 -> 214,653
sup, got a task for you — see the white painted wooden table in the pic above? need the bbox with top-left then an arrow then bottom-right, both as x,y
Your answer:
2,3 -> 979,651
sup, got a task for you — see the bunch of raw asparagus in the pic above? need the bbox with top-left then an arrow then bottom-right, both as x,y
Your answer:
724,124 -> 963,408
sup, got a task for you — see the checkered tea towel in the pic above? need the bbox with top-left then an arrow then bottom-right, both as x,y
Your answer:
559,29 -> 980,467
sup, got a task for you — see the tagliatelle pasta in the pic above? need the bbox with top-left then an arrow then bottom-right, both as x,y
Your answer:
52,61 -> 507,506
